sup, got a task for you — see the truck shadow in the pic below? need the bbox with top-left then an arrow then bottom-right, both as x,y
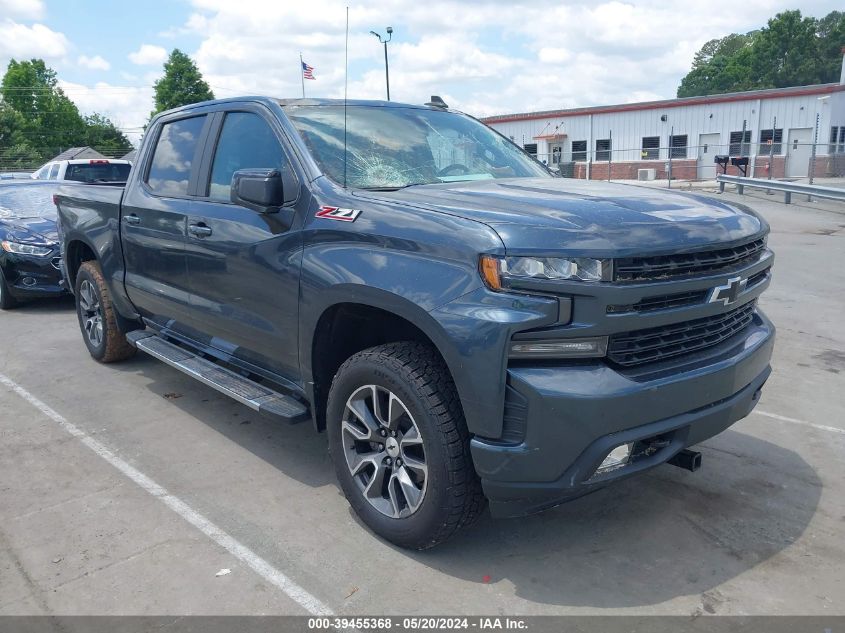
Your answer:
114,356 -> 820,608
110,354 -> 335,488
406,428 -> 822,608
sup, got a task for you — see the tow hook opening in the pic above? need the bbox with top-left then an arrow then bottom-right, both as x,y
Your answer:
667,448 -> 702,472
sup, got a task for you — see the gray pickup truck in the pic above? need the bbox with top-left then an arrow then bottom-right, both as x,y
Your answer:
55,97 -> 775,549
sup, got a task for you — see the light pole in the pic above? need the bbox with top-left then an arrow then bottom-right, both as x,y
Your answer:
370,26 -> 393,101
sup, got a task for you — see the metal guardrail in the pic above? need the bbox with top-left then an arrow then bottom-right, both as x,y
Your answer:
717,175 -> 845,204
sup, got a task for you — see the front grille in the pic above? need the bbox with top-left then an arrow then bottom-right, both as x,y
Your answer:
614,238 -> 766,282
607,266 -> 771,315
608,301 -> 757,367
746,267 -> 769,289
608,289 -> 709,314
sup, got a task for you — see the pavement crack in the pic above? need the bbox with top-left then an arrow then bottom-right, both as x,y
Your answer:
0,524 -> 53,615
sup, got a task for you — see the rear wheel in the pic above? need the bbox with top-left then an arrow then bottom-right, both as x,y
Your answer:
327,342 -> 485,549
74,261 -> 135,362
0,268 -> 18,310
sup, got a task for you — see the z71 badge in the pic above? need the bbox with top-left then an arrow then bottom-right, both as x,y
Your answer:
315,206 -> 361,222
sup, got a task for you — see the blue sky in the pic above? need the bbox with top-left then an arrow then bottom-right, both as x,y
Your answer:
2,0 -> 842,144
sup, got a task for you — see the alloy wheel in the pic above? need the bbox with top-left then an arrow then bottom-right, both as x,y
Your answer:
78,279 -> 104,348
341,384 -> 428,518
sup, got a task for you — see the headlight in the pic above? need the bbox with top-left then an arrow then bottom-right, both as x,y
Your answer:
1,240 -> 53,257
480,255 -> 610,290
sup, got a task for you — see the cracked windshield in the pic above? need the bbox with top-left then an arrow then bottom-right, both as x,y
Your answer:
285,104 -> 549,189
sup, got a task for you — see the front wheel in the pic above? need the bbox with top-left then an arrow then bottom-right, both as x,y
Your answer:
327,342 -> 485,549
74,261 -> 135,362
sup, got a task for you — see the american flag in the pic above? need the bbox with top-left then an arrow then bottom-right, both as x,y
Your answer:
302,61 -> 315,80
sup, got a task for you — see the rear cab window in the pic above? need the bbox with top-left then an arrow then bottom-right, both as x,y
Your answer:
145,115 -> 207,196
65,162 -> 131,183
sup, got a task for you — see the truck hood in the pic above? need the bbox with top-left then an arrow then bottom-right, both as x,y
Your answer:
356,177 -> 766,256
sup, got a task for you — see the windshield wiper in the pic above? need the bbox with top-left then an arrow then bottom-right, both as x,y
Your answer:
358,183 -> 428,192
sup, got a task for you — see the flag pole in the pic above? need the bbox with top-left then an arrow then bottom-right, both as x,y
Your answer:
300,52 -> 305,98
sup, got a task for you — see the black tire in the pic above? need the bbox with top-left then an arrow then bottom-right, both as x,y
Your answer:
74,261 -> 135,362
0,268 -> 18,310
327,342 -> 485,549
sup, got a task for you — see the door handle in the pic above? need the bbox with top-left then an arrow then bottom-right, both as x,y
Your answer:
124,214 -> 141,225
189,223 -> 213,238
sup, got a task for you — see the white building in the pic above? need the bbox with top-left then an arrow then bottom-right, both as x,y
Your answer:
482,55 -> 845,181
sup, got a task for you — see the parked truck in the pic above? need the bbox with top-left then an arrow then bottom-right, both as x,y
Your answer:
55,97 -> 775,549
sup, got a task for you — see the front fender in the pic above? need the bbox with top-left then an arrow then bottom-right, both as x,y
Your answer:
299,243 -> 559,438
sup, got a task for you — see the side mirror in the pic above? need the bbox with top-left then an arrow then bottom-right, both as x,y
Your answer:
231,169 -> 284,213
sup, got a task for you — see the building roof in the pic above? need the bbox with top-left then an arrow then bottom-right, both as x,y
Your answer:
122,148 -> 138,161
49,146 -> 107,162
481,83 -> 845,125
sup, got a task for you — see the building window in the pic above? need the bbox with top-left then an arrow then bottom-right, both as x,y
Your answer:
595,138 -> 611,161
729,130 -> 752,156
831,127 -> 845,154
759,128 -> 783,155
641,136 -> 659,160
523,143 -> 537,156
571,140 -> 587,161
669,134 -> 688,159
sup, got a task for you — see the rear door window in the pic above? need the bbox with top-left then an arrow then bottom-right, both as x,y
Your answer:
48,164 -> 60,179
146,115 -> 207,196
207,112 -> 284,201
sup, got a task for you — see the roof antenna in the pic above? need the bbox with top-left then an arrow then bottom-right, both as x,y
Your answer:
425,95 -> 448,109
343,6 -> 349,189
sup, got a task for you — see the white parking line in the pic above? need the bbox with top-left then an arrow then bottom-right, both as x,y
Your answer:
753,409 -> 845,435
0,372 -> 334,616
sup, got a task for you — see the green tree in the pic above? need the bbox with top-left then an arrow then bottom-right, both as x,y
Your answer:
0,101 -> 41,168
677,10 -> 845,97
0,58 -> 86,160
817,11 -> 845,83
83,113 -> 133,156
151,49 -> 214,117
0,101 -> 28,147
677,33 -> 753,98
750,10 -> 821,88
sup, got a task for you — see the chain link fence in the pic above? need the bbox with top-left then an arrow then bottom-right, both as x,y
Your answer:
532,141 -> 845,186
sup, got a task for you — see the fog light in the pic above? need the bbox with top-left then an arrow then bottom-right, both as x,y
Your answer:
595,443 -> 633,475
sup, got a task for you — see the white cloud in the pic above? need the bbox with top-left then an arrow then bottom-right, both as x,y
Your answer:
0,19 -> 68,60
0,0 -> 44,20
171,0 -> 841,120
77,54 -> 110,71
128,44 -> 168,66
21,0 -> 841,144
59,80 -> 154,145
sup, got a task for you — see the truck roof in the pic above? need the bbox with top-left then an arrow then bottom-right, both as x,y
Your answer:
153,96 -> 451,119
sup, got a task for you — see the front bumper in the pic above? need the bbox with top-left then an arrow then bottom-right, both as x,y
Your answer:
1,251 -> 67,298
471,309 -> 775,518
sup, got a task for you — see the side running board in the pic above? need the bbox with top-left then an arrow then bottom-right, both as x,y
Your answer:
126,330 -> 309,424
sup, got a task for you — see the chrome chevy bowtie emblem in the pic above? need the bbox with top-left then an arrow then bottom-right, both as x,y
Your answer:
708,276 -> 748,306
